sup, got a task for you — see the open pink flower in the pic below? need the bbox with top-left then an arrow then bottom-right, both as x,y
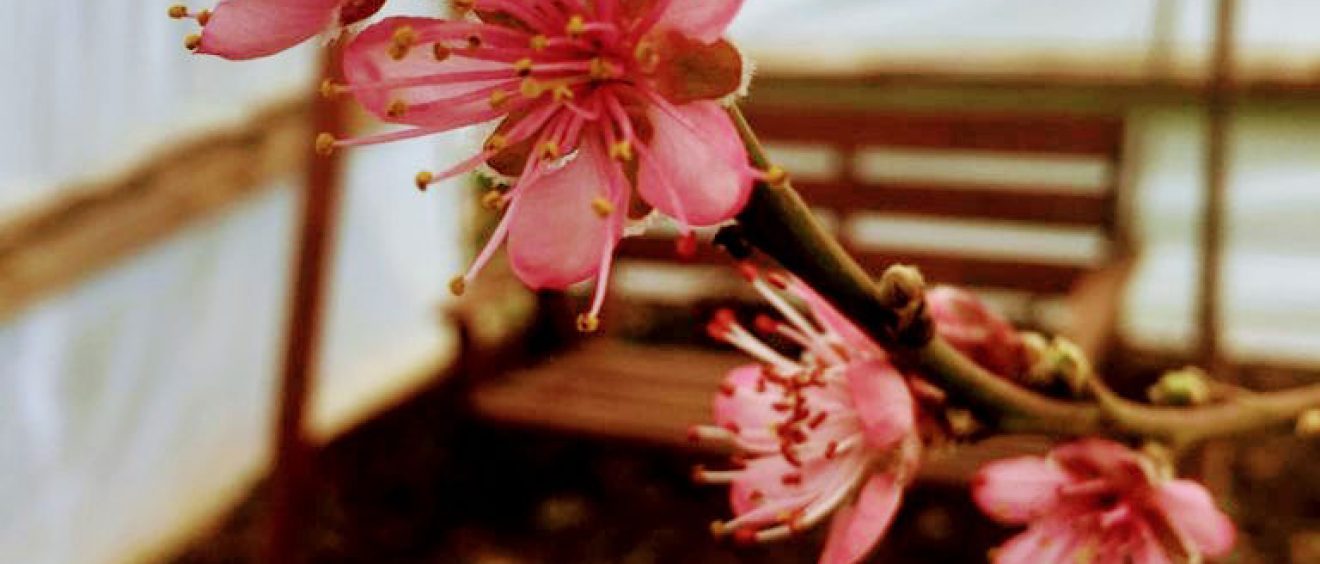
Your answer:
694,271 -> 920,564
927,286 -> 1026,379
973,439 -> 1236,563
328,0 -> 755,325
173,0 -> 388,59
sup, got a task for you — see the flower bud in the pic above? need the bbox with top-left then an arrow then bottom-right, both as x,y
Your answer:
927,286 -> 1026,379
1051,337 -> 1092,397
1147,367 -> 1212,406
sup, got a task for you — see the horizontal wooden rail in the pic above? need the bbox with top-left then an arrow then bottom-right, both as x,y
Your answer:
0,97 -> 311,322
742,107 -> 1123,155
794,180 -> 1114,226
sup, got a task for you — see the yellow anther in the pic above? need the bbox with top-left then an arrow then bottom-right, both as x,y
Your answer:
576,313 -> 600,333
551,83 -> 575,103
609,140 -> 633,162
488,89 -> 511,109
196,9 -> 211,25
513,57 -> 534,77
520,77 -> 543,98
481,190 -> 506,211
314,133 -> 336,156
183,34 -> 202,51
167,5 -> 188,18
588,58 -> 614,80
529,34 -> 548,51
565,15 -> 586,38
389,25 -> 416,60
386,99 -> 408,118
414,170 -> 433,191
483,133 -> 509,152
432,43 -> 451,61
319,79 -> 343,99
634,41 -> 659,71
591,197 -> 614,217
763,165 -> 789,187
538,141 -> 561,160
709,521 -> 729,537
448,276 -> 467,296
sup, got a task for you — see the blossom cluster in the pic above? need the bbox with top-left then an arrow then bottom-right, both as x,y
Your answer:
173,2 -> 1240,562
697,271 -> 1236,563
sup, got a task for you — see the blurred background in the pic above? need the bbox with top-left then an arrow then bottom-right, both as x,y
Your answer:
2,0 -> 1319,562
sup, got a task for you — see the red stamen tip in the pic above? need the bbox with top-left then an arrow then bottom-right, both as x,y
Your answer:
753,314 -> 779,335
675,233 -> 697,259
766,272 -> 790,289
736,261 -> 759,282
733,528 -> 758,545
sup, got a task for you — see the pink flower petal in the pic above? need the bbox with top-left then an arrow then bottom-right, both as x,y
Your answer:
196,0 -> 340,60
507,142 -> 621,289
343,17 -> 517,128
843,359 -> 914,450
653,0 -> 744,43
1152,480 -> 1236,557
992,518 -> 1085,564
818,473 -> 903,564
636,100 -> 753,226
1129,521 -> 1175,564
728,455 -> 845,517
972,456 -> 1070,524
713,364 -> 781,449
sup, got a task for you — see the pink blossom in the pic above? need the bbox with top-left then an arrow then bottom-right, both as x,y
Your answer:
694,271 -> 920,564
973,439 -> 1236,563
330,0 -> 755,325
927,286 -> 1026,379
174,0 -> 388,59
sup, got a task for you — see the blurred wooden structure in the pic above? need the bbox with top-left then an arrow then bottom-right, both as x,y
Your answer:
462,104 -> 1132,472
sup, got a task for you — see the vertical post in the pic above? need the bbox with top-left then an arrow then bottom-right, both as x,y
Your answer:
1199,0 -> 1235,375
1195,0 -> 1238,502
267,44 -> 345,563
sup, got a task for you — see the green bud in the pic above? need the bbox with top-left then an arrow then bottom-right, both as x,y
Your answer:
1147,367 -> 1211,406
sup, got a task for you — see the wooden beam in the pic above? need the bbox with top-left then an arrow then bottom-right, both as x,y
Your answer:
0,98 -> 309,323
1198,0 -> 1236,373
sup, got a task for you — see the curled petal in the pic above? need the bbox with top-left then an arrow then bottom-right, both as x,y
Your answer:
343,17 -> 516,128
507,142 -> 621,289
653,0 -> 744,43
818,473 -> 903,564
1153,480 -> 1236,557
844,359 -> 914,450
972,456 -> 1070,524
637,100 -> 753,226
196,0 -> 340,59
1050,439 -> 1151,488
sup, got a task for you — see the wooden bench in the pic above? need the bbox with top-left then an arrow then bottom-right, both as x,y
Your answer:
458,103 -> 1132,464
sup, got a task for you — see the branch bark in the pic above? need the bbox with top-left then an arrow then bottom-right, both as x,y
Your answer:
726,104 -> 1320,446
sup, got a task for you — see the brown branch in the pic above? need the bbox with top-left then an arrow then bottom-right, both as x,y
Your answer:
726,103 -> 1320,445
